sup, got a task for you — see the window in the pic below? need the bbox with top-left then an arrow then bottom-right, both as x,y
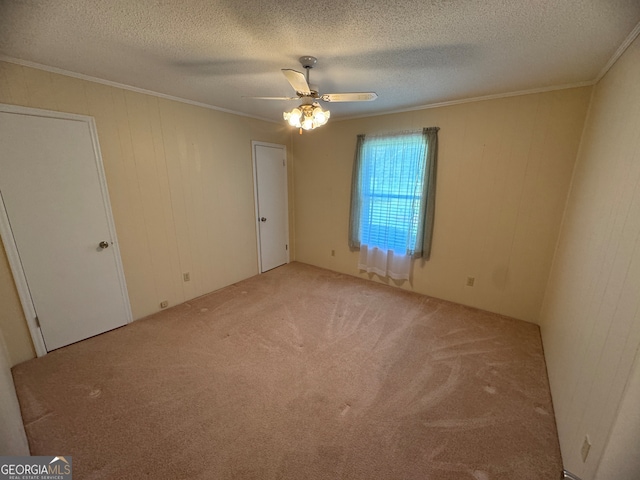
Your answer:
359,133 -> 426,254
349,127 -> 439,260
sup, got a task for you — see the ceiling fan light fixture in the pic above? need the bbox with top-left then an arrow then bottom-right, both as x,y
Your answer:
313,105 -> 330,125
283,107 -> 302,127
301,116 -> 314,130
284,103 -> 330,131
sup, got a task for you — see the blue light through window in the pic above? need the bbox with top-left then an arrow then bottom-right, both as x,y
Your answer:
358,132 -> 427,254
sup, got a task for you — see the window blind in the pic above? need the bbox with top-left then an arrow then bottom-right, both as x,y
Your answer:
359,132 -> 427,254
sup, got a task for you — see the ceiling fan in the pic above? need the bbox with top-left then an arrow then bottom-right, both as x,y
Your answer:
249,56 -> 378,131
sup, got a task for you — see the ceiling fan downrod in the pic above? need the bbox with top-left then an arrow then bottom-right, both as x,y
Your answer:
299,55 -> 317,84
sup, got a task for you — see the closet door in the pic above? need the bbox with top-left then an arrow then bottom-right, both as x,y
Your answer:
0,106 -> 131,352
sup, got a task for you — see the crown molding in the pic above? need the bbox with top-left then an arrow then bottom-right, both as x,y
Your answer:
0,55 -> 278,124
336,80 -> 596,122
595,20 -> 640,82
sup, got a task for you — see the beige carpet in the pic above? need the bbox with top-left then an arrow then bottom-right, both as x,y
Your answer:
13,262 -> 562,479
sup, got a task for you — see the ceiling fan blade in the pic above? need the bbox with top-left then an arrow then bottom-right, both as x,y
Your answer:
321,92 -> 378,102
282,69 -> 311,95
243,96 -> 299,100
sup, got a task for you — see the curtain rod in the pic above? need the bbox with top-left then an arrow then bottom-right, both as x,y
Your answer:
358,127 -> 439,139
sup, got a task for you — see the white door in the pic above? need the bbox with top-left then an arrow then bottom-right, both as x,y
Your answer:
0,106 -> 131,353
253,142 -> 289,272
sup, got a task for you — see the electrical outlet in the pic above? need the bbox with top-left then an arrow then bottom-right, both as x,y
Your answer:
466,276 -> 475,287
581,435 -> 591,462
160,300 -> 168,309
183,272 -> 190,282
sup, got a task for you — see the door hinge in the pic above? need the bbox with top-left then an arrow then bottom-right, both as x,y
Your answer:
35,315 -> 41,328
286,244 -> 288,250
283,158 -> 285,166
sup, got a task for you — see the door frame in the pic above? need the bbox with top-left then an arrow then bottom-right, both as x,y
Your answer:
0,103 -> 132,357
251,141 -> 289,273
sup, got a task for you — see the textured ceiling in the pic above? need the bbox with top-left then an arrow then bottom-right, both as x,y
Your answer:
1,0 -> 640,122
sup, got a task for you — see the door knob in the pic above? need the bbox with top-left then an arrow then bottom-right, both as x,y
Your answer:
99,241 -> 110,249
260,217 -> 267,222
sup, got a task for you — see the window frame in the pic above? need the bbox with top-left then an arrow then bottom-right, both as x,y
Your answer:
349,127 -> 439,260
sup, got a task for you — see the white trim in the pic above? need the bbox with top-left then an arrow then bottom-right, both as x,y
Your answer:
595,20 -> 640,82
251,141 -> 290,274
86,114 -> 134,327
0,191 -> 47,357
0,55 -> 278,124
0,102 -> 100,122
0,103 -> 133,356
335,81 -> 596,122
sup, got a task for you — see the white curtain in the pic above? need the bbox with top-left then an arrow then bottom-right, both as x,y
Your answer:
357,245 -> 412,280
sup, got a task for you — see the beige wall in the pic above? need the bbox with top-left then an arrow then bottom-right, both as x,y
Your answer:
595,352 -> 640,480
0,327 -> 29,455
0,61 -> 293,366
292,87 -> 591,322
539,35 -> 640,479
